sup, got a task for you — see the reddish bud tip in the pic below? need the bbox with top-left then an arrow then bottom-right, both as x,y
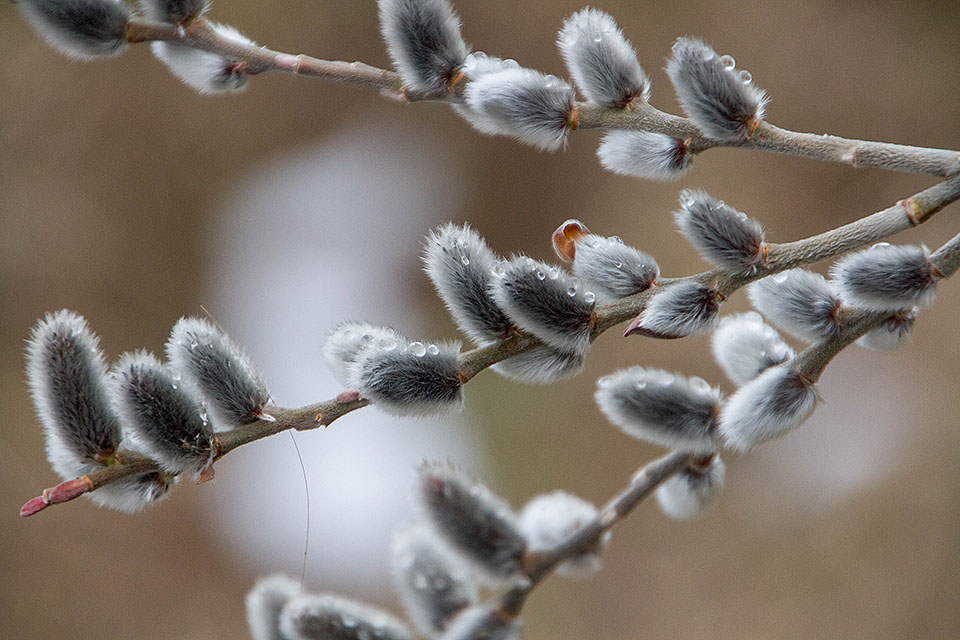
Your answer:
20,495 -> 49,517
336,389 -> 361,403
47,476 -> 94,504
552,219 -> 591,262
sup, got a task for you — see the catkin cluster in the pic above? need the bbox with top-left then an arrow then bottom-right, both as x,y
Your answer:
246,464 -> 607,640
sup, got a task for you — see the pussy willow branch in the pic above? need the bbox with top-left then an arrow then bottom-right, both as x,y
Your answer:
20,176 -> 959,515
491,231 -> 960,616
122,17 -> 960,177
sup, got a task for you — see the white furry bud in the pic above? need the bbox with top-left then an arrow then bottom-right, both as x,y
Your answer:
17,0 -> 130,60
348,341 -> 464,416
597,131 -> 693,181
423,223 -> 513,344
666,37 -> 768,142
747,270 -> 842,343
460,68 -> 577,151
832,244 -> 937,311
151,24 -> 251,94
390,523 -> 477,636
557,8 -> 649,108
655,455 -> 726,520
111,350 -> 216,481
417,463 -> 527,581
572,233 -> 659,304
595,367 -> 722,454
718,365 -> 818,452
378,0 -> 469,93
519,490 -> 608,578
675,190 -> 766,274
625,281 -> 721,339
322,322 -> 406,387
711,312 -> 794,386
490,256 -> 596,355
166,317 -> 272,429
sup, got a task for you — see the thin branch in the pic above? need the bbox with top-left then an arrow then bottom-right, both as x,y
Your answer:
499,450 -> 691,616
120,18 -> 960,177
19,177 -> 960,515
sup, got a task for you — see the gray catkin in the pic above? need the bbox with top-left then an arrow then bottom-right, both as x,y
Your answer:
629,281 -> 721,338
748,270 -> 842,343
572,234 -> 659,303
596,130 -> 693,181
17,0 -> 130,59
595,367 -> 722,454
557,8 -> 649,108
167,317 -> 271,429
490,256 -> 595,354
26,310 -> 122,478
833,244 -> 937,311
378,0 -> 469,93
280,593 -> 414,640
666,37 -> 767,142
674,190 -> 766,273
423,223 -> 513,344
111,350 -> 215,479
417,463 -> 527,580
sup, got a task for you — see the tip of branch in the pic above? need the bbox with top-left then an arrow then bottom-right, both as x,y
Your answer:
20,495 -> 48,518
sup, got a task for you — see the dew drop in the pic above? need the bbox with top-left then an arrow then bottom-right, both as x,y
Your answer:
503,58 -> 520,69
189,340 -> 199,350
584,291 -> 597,303
739,69 -> 752,84
378,338 -> 398,351
474,51 -> 488,60
592,33 -> 603,43
491,261 -> 506,277
536,270 -> 546,280
690,377 -> 711,394
408,341 -> 426,357
635,380 -> 647,390
460,255 -> 470,266
548,267 -> 560,279
566,286 -> 578,297
680,191 -> 696,207
610,235 -> 624,244
614,261 -> 623,269
720,54 -> 736,70
773,272 -> 789,283
427,344 -> 440,355
871,241 -> 891,250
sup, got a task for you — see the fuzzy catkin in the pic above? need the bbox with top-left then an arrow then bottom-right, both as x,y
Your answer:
138,0 -> 209,24
280,593 -> 413,640
246,575 -> 304,640
490,256 -> 596,355
167,317 -> 271,429
460,68 -> 576,151
378,0 -> 469,93
322,322 -> 406,387
597,130 -> 692,181
423,223 -> 513,344
26,310 -> 122,478
572,234 -> 659,303
390,523 -> 477,636
595,367 -> 722,454
833,244 -> 937,311
111,350 -> 216,480
348,341 -> 464,416
674,190 -> 766,273
17,0 -> 130,60
666,37 -> 767,142
519,490 -> 608,578
655,456 -> 726,520
718,365 -> 818,452
557,8 -> 649,108
628,281 -> 721,338
417,463 -> 527,581
711,312 -> 794,385
748,270 -> 842,343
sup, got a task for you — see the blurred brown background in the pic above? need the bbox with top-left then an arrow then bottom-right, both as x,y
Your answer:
2,1 -> 960,638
